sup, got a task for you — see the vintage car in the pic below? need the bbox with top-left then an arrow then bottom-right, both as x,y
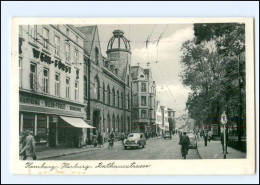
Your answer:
164,131 -> 172,139
187,132 -> 197,149
123,133 -> 146,149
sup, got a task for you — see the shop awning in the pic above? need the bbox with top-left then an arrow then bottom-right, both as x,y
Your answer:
60,116 -> 95,129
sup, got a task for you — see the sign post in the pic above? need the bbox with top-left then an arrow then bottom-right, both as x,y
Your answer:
221,111 -> 227,159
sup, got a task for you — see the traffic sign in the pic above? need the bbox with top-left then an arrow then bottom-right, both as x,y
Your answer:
221,111 -> 227,125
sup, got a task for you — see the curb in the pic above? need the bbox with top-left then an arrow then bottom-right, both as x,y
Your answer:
39,142 -> 122,160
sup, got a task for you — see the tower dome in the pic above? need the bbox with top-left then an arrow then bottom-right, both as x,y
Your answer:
107,30 -> 131,53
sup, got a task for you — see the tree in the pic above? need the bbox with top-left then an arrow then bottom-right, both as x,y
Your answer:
180,23 -> 246,140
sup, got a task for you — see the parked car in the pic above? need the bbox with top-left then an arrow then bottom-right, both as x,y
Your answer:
123,133 -> 146,149
164,131 -> 172,139
187,132 -> 197,149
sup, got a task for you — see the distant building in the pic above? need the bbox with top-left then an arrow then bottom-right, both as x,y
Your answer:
131,66 -> 156,133
77,27 -> 132,140
155,100 -> 162,135
167,108 -> 175,132
175,114 -> 188,129
161,106 -> 169,133
19,25 -> 88,148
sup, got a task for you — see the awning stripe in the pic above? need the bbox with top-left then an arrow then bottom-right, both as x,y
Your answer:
60,116 -> 95,129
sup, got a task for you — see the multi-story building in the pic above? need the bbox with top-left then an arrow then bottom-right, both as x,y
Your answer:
131,66 -> 156,133
167,108 -> 176,132
77,27 -> 132,141
19,24 -> 91,148
155,100 -> 163,135
161,106 -> 169,134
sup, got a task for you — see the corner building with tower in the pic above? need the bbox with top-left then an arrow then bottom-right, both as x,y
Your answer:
77,27 -> 132,141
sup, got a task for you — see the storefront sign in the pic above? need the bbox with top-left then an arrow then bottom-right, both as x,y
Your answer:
33,48 -> 71,73
20,95 -> 82,112
20,96 -> 40,106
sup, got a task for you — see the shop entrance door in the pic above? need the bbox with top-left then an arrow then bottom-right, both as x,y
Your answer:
49,116 -> 57,147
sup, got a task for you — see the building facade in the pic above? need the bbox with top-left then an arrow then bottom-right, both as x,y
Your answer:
131,66 -> 156,133
19,24 -> 90,148
77,27 -> 132,141
167,108 -> 176,132
161,106 -> 169,133
155,100 -> 163,135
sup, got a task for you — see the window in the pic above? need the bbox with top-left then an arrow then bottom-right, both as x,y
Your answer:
66,78 -> 70,99
141,83 -> 146,92
19,58 -> 22,88
43,28 -> 49,49
112,89 -> 115,106
28,25 -> 37,43
141,96 -> 147,106
107,85 -> 110,105
84,76 -> 88,101
54,73 -> 60,96
54,36 -> 60,56
121,92 -> 123,108
43,68 -> 49,93
94,77 -> 100,100
103,83 -> 106,103
74,49 -> 78,66
95,47 -> 99,65
30,63 -> 37,91
76,36 -> 78,43
75,81 -> 79,101
65,43 -> 70,62
141,110 -> 147,119
127,94 -> 130,109
127,75 -> 130,86
117,91 -> 120,107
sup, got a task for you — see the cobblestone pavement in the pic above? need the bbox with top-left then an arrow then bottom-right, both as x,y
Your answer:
45,134 -> 201,160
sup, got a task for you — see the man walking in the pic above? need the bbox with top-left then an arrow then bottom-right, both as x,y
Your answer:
108,131 -> 114,150
20,131 -> 37,160
179,132 -> 190,159
203,130 -> 208,146
221,131 -> 228,154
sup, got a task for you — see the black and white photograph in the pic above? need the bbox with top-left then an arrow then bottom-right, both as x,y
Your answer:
17,22 -> 248,161
6,16 -> 255,177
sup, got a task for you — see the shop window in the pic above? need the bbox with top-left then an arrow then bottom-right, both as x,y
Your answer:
36,114 -> 47,144
66,77 -> 70,99
23,113 -> 35,133
43,27 -> 49,49
54,36 -> 60,56
55,73 -> 60,96
43,68 -> 49,93
30,63 -> 37,91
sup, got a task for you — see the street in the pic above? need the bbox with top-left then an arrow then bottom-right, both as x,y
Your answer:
46,135 -> 201,160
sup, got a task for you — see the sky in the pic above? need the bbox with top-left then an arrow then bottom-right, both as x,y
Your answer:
95,24 -> 195,117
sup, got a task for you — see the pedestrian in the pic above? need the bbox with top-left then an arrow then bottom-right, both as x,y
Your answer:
97,133 -> 103,148
121,132 -> 125,145
208,130 -> 213,142
19,131 -> 37,160
221,131 -> 228,154
92,135 -> 98,148
203,130 -> 208,146
108,131 -> 114,150
179,132 -> 190,159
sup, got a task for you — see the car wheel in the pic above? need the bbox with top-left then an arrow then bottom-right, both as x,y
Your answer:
142,144 -> 145,148
124,146 -> 127,150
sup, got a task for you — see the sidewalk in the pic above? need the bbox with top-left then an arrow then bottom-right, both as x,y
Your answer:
20,141 -> 123,160
196,138 -> 246,159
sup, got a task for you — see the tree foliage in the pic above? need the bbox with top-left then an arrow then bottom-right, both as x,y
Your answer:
180,23 -> 246,137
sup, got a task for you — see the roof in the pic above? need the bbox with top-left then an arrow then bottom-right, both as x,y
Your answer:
130,66 -> 147,80
76,26 -> 97,55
